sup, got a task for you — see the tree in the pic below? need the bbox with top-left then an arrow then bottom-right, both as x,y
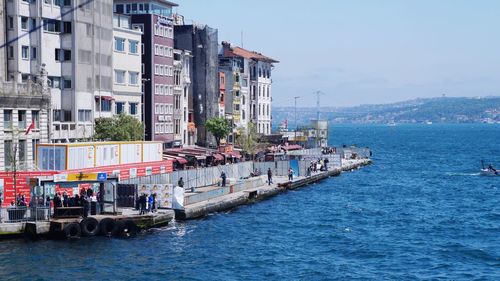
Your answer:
94,114 -> 144,141
205,117 -> 231,147
235,122 -> 259,160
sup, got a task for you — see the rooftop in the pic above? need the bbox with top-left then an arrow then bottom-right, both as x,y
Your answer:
222,41 -> 279,63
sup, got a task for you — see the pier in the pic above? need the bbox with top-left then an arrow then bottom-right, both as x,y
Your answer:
175,158 -> 371,220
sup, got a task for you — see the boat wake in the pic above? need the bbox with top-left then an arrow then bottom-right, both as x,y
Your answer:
444,172 -> 481,177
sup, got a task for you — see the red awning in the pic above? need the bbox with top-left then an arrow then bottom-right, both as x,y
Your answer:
94,96 -> 114,101
175,156 -> 188,165
284,145 -> 302,151
212,153 -> 224,161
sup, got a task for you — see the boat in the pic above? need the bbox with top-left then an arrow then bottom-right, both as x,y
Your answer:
480,160 -> 498,176
426,121 -> 433,125
387,121 -> 396,127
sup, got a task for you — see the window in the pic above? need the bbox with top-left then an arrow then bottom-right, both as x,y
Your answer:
19,140 -> 27,163
78,109 -> 91,122
63,79 -> 72,89
114,37 -> 125,52
129,40 -> 138,54
32,110 -> 40,128
64,50 -> 71,61
8,46 -> 14,59
18,110 -> 27,129
63,0 -> 71,6
63,21 -> 72,33
3,110 -> 13,129
115,70 -> 125,84
101,99 -> 112,112
32,139 -> 40,161
21,17 -> 28,30
8,17 -> 14,29
141,43 -> 144,54
129,72 -> 138,85
21,46 -> 29,59
48,76 -> 61,88
115,102 -> 124,114
54,0 -> 62,7
55,49 -> 61,61
115,4 -> 124,13
30,18 -> 36,30
130,103 -> 138,115
43,19 -> 61,32
4,140 -> 12,168
31,47 -> 37,60
141,63 -> 145,73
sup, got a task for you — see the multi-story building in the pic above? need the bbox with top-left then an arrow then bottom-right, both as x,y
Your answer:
175,24 -> 219,147
5,0 -> 114,141
218,71 -> 225,117
113,0 -> 177,145
172,48 -> 192,146
0,66 -> 51,171
220,42 -> 277,135
0,0 -> 5,82
112,14 -> 142,120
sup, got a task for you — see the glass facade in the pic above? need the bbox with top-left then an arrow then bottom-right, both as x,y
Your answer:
114,2 -> 172,17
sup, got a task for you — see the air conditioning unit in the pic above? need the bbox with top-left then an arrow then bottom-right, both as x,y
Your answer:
158,115 -> 165,121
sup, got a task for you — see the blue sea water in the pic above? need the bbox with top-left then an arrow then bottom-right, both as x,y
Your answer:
0,124 -> 499,280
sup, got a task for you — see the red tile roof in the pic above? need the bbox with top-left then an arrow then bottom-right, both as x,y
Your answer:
222,42 -> 279,63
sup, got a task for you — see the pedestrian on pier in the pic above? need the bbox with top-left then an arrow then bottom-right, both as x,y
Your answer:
221,171 -> 227,187
178,177 -> 184,188
288,168 -> 294,181
267,168 -> 273,185
139,194 -> 147,215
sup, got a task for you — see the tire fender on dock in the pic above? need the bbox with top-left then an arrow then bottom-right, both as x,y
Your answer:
80,217 -> 100,237
64,222 -> 81,239
99,218 -> 120,237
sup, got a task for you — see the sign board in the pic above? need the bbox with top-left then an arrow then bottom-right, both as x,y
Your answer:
97,172 -> 107,182
54,172 -> 107,182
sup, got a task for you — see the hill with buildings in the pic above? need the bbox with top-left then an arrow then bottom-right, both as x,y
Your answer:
273,97 -> 500,125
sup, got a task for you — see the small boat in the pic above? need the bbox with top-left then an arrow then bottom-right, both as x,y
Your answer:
480,160 -> 498,176
481,169 -> 498,176
387,121 -> 396,127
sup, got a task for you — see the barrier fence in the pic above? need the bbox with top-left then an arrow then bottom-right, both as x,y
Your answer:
0,206 -> 51,223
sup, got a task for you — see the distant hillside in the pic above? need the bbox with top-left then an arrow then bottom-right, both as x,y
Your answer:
273,97 -> 500,125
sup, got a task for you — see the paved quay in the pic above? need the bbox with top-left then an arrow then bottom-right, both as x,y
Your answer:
175,158 -> 372,220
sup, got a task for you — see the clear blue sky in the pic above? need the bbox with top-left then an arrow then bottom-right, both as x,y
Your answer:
175,0 -> 500,107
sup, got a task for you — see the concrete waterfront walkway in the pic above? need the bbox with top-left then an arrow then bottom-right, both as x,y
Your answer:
175,158 -> 372,220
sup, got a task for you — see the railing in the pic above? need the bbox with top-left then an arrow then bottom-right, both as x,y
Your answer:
0,206 -> 52,223
52,122 -> 93,140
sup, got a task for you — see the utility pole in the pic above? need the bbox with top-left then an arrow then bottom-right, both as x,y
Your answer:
314,91 -> 325,148
294,96 -> 300,143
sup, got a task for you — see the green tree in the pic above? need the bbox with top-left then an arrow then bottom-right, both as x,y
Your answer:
94,114 -> 144,141
205,116 -> 231,147
235,122 -> 259,160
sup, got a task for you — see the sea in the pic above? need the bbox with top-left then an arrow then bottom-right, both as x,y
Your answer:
0,124 -> 498,281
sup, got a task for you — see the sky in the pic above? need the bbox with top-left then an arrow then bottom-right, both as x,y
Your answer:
175,0 -> 500,107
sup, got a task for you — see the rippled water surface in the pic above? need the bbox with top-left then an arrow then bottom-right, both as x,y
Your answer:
0,124 -> 499,280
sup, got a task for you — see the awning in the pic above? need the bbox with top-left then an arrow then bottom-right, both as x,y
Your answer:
195,155 -> 206,160
284,144 -> 302,151
94,96 -> 114,101
212,153 -> 224,161
175,156 -> 188,165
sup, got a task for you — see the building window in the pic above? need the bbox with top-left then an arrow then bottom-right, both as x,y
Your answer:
114,37 -> 125,52
32,139 -> 40,162
114,70 -> 126,84
43,18 -> 61,32
4,140 -> 12,168
21,46 -> 29,59
18,110 -> 27,129
21,17 -> 29,30
31,47 -> 37,60
63,21 -> 72,33
32,110 -> 40,128
101,99 -> 112,112
3,110 -> 13,129
130,103 -> 138,115
115,102 -> 124,114
55,49 -> 71,62
129,72 -> 139,85
19,140 -> 27,163
48,76 -> 61,88
129,40 -> 138,54
78,109 -> 91,122
8,17 -> 14,29
8,46 -> 14,59
63,0 -> 71,6
141,63 -> 145,73
63,79 -> 72,89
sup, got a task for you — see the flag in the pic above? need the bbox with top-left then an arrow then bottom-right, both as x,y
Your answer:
25,120 -> 35,135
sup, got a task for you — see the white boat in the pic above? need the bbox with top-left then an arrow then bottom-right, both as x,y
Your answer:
426,121 -> 433,125
387,121 -> 396,127
480,169 -> 498,176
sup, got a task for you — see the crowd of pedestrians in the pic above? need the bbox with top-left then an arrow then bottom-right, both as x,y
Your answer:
136,193 -> 157,215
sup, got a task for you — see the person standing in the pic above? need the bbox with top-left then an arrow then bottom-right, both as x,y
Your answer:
267,168 -> 273,185
221,171 -> 227,187
288,168 -> 294,181
148,194 -> 154,213
178,177 -> 184,188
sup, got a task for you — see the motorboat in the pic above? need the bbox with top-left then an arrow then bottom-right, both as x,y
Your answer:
480,161 -> 498,176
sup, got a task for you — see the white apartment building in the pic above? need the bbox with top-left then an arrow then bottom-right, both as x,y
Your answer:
173,48 -> 192,146
111,14 -> 142,120
5,0 -> 114,142
250,59 -> 276,135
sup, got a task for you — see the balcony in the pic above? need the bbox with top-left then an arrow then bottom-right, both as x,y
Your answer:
52,122 -> 93,140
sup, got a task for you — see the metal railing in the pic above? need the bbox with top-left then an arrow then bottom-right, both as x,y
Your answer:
0,206 -> 52,223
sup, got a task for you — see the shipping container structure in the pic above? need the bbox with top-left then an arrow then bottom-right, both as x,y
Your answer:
36,141 -> 164,171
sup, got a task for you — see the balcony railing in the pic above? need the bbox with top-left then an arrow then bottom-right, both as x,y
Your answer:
52,122 -> 93,140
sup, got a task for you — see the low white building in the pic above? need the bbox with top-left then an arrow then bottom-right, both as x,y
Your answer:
111,14 -> 142,120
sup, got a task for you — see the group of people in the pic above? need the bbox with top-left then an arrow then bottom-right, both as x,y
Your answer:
53,188 -> 99,217
322,147 -> 336,155
306,158 -> 329,177
136,193 -> 156,215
